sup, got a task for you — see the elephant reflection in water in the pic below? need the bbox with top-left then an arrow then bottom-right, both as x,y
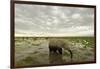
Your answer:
49,53 -> 66,64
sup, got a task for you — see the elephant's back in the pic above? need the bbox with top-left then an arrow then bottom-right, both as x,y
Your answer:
49,38 -> 65,48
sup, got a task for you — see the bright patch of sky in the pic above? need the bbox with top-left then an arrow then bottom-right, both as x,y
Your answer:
15,4 -> 94,37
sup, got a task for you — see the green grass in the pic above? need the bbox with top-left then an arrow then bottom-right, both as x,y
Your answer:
15,37 -> 95,67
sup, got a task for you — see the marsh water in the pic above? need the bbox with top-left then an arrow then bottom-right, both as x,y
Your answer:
15,37 -> 95,67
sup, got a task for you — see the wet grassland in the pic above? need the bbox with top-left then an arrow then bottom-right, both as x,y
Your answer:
15,37 -> 95,67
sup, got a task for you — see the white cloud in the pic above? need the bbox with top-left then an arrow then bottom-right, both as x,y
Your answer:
72,13 -> 81,19
15,4 -> 94,37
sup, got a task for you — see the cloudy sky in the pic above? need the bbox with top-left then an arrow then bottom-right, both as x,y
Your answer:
15,3 -> 94,37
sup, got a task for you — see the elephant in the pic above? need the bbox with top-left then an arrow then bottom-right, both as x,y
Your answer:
49,38 -> 73,59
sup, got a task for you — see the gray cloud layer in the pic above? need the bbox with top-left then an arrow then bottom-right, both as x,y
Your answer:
15,4 -> 94,37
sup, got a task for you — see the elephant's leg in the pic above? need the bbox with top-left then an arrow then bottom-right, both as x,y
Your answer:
49,46 -> 57,54
52,47 -> 57,53
53,49 -> 57,53
58,48 -> 62,54
49,46 -> 53,53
